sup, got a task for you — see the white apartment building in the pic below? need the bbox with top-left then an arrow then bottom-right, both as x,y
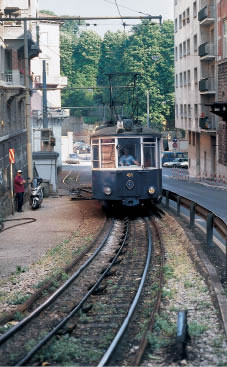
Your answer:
174,0 -> 218,179
31,14 -> 68,167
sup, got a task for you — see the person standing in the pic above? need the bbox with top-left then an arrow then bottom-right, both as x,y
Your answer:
14,170 -> 26,212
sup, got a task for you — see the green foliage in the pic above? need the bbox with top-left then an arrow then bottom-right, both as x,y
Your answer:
60,20 -> 174,128
40,10 -> 56,16
188,321 -> 208,337
9,293 -> 30,305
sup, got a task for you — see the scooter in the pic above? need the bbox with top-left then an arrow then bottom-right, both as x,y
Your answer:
29,177 -> 43,209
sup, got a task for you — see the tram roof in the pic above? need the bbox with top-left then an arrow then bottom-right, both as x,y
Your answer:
91,125 -> 161,138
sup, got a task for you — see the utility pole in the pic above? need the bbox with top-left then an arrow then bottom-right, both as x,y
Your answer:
24,19 -> 33,182
147,90 -> 150,127
42,60 -> 48,128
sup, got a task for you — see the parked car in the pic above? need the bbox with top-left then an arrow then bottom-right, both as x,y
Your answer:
65,153 -> 80,164
162,151 -> 188,166
178,158 -> 188,169
163,158 -> 188,168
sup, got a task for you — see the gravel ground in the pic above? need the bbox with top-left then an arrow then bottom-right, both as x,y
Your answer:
143,212 -> 227,367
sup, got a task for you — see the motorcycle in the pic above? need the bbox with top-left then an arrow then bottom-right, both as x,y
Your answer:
29,177 -> 43,209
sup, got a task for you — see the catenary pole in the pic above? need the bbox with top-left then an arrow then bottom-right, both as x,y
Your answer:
42,60 -> 48,128
24,19 -> 33,183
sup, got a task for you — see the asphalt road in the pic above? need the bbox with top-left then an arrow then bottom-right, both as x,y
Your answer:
162,168 -> 227,223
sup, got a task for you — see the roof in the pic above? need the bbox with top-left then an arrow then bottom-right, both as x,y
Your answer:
91,125 -> 161,138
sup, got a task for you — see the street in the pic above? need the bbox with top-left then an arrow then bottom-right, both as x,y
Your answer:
162,167 -> 227,223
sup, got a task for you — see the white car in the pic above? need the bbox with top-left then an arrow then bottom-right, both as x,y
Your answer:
163,158 -> 188,168
65,154 -> 80,164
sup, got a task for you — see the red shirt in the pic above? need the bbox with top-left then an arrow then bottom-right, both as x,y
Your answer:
14,175 -> 25,193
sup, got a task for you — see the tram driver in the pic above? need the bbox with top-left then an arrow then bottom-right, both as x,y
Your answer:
119,148 -> 139,166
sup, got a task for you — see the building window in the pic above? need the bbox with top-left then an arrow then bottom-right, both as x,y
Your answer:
224,20 -> 227,58
194,104 -> 198,117
179,14 -> 182,29
176,74 -> 178,88
188,104 -> 191,118
184,104 -> 187,117
187,39 -> 190,55
180,72 -> 183,87
194,34 -> 198,52
180,43 -> 183,58
175,46 -> 178,61
183,41 -> 186,56
192,132 -> 195,146
183,11 -> 186,26
175,0 -> 177,5
193,1 -> 197,17
176,104 -> 178,118
184,71 -> 187,86
186,8 -> 190,23
180,104 -> 183,117
187,70 -> 191,85
175,18 -> 178,32
194,67 -> 198,84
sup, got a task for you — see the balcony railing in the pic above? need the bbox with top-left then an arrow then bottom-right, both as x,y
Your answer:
199,78 -> 216,93
199,42 -> 215,59
2,71 -> 25,86
198,5 -> 215,24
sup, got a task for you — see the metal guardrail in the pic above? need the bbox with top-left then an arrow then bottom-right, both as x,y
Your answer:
162,189 -> 227,278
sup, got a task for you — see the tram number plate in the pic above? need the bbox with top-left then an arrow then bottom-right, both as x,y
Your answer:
126,173 -> 133,178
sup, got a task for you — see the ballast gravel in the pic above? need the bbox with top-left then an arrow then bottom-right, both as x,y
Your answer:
143,212 -> 227,367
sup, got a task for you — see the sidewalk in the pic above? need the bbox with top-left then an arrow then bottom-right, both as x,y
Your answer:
0,196 -> 104,277
168,168 -> 227,191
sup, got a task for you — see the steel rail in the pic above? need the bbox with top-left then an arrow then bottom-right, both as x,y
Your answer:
0,218 -> 115,345
15,219 -> 129,366
97,217 -> 152,367
133,217 -> 165,365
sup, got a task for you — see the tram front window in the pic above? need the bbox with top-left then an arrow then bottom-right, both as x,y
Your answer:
144,144 -> 156,168
118,138 -> 141,167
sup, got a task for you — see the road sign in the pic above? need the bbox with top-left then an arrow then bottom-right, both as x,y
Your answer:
9,149 -> 15,164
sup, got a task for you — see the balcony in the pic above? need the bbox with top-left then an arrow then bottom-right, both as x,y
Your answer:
34,75 -> 67,88
198,5 -> 215,25
199,42 -> 215,60
0,71 -> 25,86
199,78 -> 216,94
199,117 -> 216,130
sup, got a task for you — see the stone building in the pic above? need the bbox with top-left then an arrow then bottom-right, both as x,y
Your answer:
0,0 -> 39,216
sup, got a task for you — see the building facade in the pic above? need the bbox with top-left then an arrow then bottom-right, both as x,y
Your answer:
216,0 -> 227,176
0,0 -> 39,215
174,0 -> 225,180
30,14 -> 68,168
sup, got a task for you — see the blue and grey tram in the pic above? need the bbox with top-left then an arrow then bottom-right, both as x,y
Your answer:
91,123 -> 162,208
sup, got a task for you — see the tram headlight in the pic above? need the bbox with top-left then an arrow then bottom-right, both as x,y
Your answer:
104,186 -> 112,195
148,186 -> 156,195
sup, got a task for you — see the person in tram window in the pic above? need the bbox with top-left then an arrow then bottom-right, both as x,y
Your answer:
119,148 -> 139,166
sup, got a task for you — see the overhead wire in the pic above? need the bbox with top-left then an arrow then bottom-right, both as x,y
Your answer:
104,0 -> 151,17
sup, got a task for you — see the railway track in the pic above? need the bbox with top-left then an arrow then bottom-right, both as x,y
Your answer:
0,216 -> 165,366
60,168 -> 92,200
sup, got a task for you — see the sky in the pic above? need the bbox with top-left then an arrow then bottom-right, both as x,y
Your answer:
38,0 -> 174,36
